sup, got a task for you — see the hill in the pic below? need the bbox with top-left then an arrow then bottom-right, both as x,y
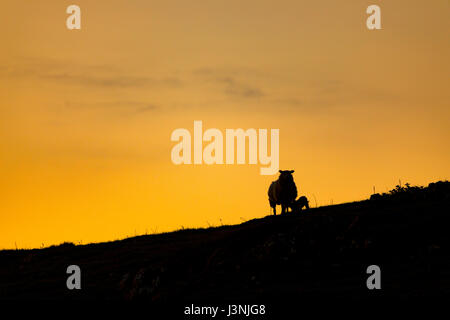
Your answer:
0,181 -> 449,306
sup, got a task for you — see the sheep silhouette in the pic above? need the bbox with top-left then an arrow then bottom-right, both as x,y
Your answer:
289,196 -> 310,213
268,170 -> 298,215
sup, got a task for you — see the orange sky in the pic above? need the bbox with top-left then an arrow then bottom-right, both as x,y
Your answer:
1,0 -> 449,249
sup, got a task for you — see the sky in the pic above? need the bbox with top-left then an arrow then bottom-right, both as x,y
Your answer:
0,0 -> 449,249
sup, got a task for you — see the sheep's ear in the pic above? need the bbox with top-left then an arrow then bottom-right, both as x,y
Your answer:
290,170 -> 295,173
279,170 -> 283,173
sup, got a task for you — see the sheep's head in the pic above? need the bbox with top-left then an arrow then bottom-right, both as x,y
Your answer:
278,170 -> 295,184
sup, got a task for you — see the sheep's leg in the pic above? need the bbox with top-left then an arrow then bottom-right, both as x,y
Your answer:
269,200 -> 277,215
281,205 -> 287,214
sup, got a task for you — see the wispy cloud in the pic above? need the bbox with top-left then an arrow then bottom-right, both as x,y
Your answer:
193,67 -> 264,99
1,57 -> 182,89
217,77 -> 264,98
134,104 -> 158,114
42,73 -> 182,88
64,100 -> 159,115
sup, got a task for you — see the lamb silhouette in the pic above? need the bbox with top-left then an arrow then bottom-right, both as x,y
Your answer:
289,196 -> 310,213
268,170 -> 298,215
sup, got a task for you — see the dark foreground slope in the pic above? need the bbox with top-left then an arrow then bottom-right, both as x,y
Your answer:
0,182 -> 449,303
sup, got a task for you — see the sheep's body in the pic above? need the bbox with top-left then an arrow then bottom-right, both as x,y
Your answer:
289,196 -> 310,213
268,170 -> 298,215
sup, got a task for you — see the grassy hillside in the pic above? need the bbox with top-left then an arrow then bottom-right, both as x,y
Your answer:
0,181 -> 449,304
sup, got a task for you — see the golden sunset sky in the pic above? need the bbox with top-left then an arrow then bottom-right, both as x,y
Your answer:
1,0 -> 449,249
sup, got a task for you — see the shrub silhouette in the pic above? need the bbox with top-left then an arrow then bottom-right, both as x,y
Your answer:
370,180 -> 449,202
